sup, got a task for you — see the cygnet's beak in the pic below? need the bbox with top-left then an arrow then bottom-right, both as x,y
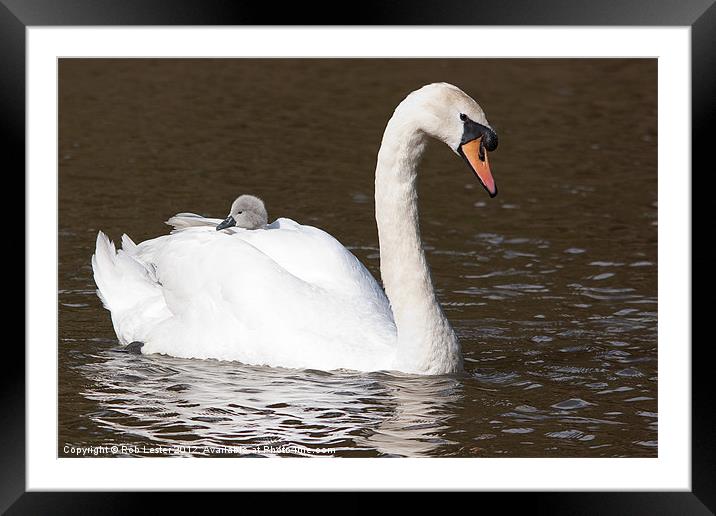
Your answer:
459,136 -> 497,198
216,215 -> 237,231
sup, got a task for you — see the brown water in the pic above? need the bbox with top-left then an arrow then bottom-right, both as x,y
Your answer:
58,59 -> 657,457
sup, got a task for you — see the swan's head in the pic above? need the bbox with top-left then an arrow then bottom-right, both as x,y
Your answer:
397,82 -> 499,197
216,194 -> 268,231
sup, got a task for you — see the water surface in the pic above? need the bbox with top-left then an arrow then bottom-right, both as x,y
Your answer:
59,59 -> 657,457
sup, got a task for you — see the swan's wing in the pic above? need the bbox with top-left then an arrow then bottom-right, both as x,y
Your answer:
127,221 -> 396,370
240,218 -> 389,309
156,217 -> 390,313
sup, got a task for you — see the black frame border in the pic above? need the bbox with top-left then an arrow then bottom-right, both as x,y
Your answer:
6,0 -> 712,513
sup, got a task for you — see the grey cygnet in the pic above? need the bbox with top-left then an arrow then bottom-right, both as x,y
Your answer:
216,194 -> 268,231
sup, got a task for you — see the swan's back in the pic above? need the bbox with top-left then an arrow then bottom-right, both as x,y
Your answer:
160,216 -> 389,310
93,216 -> 397,371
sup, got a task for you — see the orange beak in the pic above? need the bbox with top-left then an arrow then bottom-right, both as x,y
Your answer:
460,137 -> 497,197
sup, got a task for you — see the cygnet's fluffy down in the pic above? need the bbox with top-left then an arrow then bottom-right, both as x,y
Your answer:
216,194 -> 268,231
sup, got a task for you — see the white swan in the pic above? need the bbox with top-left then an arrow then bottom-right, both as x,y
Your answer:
92,82 -> 499,375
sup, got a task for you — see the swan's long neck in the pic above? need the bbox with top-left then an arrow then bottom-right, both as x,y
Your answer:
375,111 -> 462,375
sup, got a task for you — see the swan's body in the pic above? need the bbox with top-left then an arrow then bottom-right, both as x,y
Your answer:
92,83 -> 498,375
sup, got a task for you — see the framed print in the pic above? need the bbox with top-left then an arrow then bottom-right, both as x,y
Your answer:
6,0 -> 712,512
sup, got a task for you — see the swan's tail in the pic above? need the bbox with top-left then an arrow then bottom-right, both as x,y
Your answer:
91,231 -> 168,344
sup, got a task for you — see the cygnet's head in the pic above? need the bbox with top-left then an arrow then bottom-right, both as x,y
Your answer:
216,194 -> 268,231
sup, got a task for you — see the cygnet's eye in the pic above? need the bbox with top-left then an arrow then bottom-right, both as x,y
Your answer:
237,211 -> 243,214
459,113 -> 467,121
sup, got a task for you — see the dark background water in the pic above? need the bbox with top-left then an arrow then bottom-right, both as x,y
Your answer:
59,58 -> 657,457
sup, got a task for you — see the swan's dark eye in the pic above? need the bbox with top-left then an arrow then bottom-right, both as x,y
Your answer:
237,211 -> 243,214
459,113 -> 467,121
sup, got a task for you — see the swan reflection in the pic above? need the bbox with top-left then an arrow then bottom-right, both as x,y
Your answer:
80,349 -> 463,457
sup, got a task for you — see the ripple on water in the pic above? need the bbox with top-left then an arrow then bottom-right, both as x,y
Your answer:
551,398 -> 594,410
547,429 -> 595,441
616,367 -> 644,378
502,427 -> 534,434
630,261 -> 653,267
